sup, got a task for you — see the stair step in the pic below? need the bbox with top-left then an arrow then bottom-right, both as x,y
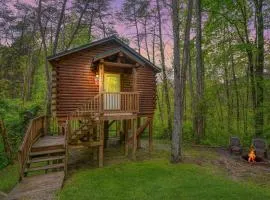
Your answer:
30,149 -> 65,156
25,163 -> 64,172
28,155 -> 65,163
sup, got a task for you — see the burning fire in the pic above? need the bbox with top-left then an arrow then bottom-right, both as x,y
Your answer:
248,146 -> 256,163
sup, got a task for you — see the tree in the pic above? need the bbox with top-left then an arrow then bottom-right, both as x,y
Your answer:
156,0 -> 173,137
52,0 -> 68,54
37,0 -> 52,119
171,0 -> 182,163
118,0 -> 150,54
254,0 -> 264,136
195,0 -> 205,143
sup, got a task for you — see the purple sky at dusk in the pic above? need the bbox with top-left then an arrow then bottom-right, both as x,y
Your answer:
7,0 -> 270,65
12,0 -> 173,64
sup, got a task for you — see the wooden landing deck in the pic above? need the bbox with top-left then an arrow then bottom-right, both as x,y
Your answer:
6,172 -> 64,200
32,136 -> 65,149
102,112 -> 137,120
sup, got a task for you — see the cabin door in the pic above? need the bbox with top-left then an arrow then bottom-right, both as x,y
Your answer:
104,73 -> 121,110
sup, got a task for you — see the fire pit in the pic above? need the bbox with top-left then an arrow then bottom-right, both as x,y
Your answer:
241,145 -> 269,166
242,155 -> 264,162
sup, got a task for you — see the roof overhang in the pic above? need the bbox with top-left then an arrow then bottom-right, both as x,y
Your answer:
47,35 -> 161,73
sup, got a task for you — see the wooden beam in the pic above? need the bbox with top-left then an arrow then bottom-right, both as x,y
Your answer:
127,118 -> 151,144
136,118 -> 151,137
104,61 -> 136,68
137,117 -> 141,148
124,120 -> 129,156
133,67 -> 137,92
99,60 -> 104,93
149,117 -> 153,153
108,120 -> 116,129
99,120 -> 104,167
132,118 -> 137,160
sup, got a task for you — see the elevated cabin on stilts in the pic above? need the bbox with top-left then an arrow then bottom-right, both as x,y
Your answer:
17,36 -> 160,181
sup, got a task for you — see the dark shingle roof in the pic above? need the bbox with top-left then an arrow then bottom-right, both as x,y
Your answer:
47,35 -> 161,72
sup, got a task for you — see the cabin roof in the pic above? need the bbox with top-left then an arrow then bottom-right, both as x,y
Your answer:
47,35 -> 161,72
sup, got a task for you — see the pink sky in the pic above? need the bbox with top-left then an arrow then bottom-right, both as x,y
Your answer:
7,0 -> 270,65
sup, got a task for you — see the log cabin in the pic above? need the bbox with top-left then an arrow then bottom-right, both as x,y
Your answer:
17,35 -> 160,180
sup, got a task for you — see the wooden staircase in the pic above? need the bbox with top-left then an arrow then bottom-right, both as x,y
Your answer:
25,136 -> 66,175
18,117 -> 68,180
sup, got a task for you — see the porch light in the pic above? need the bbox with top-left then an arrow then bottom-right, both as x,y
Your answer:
95,74 -> 99,85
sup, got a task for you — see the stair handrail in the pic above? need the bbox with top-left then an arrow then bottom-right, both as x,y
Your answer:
67,94 -> 101,120
66,94 -> 101,140
18,115 -> 46,180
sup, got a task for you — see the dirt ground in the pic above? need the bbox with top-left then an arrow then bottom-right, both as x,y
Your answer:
67,139 -> 270,188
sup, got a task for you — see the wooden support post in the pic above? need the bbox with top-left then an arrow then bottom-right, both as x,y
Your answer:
124,120 -> 129,156
99,60 -> 104,114
99,120 -> 104,167
104,121 -> 109,148
133,67 -> 137,92
116,120 -> 121,137
132,118 -> 137,160
149,117 -> 153,153
137,117 -> 141,149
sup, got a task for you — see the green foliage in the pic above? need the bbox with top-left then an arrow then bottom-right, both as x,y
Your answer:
0,98 -> 43,168
0,163 -> 19,192
59,159 -> 270,200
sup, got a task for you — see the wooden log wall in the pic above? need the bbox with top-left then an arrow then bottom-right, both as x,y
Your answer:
50,40 -> 158,122
136,66 -> 157,116
51,42 -> 119,122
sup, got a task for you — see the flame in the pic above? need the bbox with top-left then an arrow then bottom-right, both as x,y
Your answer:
248,146 -> 256,163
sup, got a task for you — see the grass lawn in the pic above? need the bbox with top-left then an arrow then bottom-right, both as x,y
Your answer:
59,159 -> 270,200
0,163 -> 19,193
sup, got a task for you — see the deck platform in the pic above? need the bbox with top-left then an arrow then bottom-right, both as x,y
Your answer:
31,135 -> 65,153
32,135 -> 65,149
102,112 -> 137,120
6,171 -> 64,200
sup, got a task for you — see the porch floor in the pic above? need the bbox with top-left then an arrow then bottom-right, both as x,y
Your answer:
6,171 -> 64,200
32,135 -> 65,149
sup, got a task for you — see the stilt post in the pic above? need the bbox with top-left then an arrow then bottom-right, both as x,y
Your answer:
137,117 -> 141,148
132,118 -> 137,160
99,120 -> 104,167
149,117 -> 153,153
124,120 -> 129,156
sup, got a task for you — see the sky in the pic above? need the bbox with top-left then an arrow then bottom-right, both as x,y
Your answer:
11,0 -> 173,65
6,0 -> 270,65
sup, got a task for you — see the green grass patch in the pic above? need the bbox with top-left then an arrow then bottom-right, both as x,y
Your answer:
59,159 -> 270,200
0,163 -> 19,193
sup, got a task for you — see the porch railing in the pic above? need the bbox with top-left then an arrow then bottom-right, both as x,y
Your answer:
100,92 -> 139,114
66,92 -> 139,140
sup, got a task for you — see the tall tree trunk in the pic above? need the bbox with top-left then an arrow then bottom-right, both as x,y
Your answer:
188,54 -> 196,135
180,0 -> 193,140
143,18 -> 151,60
52,0 -> 68,54
133,6 -> 141,54
156,0 -> 172,136
195,0 -> 205,143
171,0 -> 182,163
224,56 -> 232,134
66,0 -> 89,50
38,0 -> 52,122
254,0 -> 264,136
151,14 -> 157,64
230,49 -> 240,133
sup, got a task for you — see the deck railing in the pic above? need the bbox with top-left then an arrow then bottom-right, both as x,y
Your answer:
18,116 -> 45,180
100,92 -> 139,114
66,92 -> 139,141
